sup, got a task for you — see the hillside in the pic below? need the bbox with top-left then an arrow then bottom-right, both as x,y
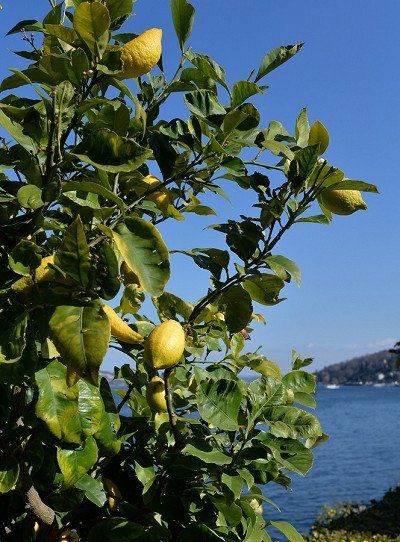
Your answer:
315,350 -> 400,385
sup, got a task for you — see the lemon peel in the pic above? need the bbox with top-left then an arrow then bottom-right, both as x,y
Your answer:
146,376 -> 167,413
102,304 -> 143,344
144,320 -> 185,370
118,28 -> 162,79
320,188 -> 367,215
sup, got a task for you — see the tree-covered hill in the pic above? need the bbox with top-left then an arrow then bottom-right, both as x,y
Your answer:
316,350 -> 399,385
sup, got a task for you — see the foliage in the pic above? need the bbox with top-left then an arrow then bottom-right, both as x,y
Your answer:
0,1 -> 376,541
315,350 -> 399,385
305,486 -> 400,541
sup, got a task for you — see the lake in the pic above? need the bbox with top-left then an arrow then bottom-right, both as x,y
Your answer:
115,384 -> 400,539
266,385 -> 400,539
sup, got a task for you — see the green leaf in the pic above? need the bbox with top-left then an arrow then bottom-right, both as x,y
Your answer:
327,180 -> 379,193
153,291 -> 193,321
217,285 -> 253,333
73,1 -> 111,59
35,360 -> 83,444
9,240 -> 41,277
295,107 -> 310,147
263,406 -> 322,439
6,19 -> 43,35
0,313 -> 27,364
171,0 -> 195,50
44,24 -> 78,46
265,255 -> 301,286
49,303 -> 111,386
308,120 -> 329,154
188,52 -> 228,91
292,145 -> 319,182
62,181 -> 126,214
105,0 -> 134,26
75,473 -> 107,507
296,214 -> 329,224
183,439 -> 232,465
57,436 -> 98,487
17,185 -> 44,210
0,109 -> 38,153
232,80 -> 265,108
87,519 -> 145,541
269,521 -> 304,542
282,371 -> 316,394
113,217 -> 170,297
197,378 -> 242,431
258,434 -> 314,475
0,455 -> 19,493
54,216 -> 90,287
262,140 -> 294,160
243,274 -> 285,306
255,43 -> 303,83
76,128 -> 152,172
184,90 -> 226,119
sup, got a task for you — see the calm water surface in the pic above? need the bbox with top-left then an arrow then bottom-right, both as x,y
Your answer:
115,385 -> 400,539
266,386 -> 400,538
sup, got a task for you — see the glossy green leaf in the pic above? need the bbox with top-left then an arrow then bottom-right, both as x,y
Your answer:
232,80 -> 265,108
197,378 -> 242,431
62,181 -> 126,214
49,303 -> 111,386
113,217 -> 170,297
327,180 -> 379,193
308,120 -> 330,154
17,185 -> 44,210
57,435 -> 98,487
259,434 -> 313,475
73,1 -> 110,59
255,43 -> 303,83
282,371 -> 316,394
265,255 -> 301,286
243,274 -> 285,306
9,240 -> 41,277
183,439 -> 232,465
295,107 -> 310,148
0,455 -> 19,493
0,313 -> 27,364
171,0 -> 195,50
270,521 -> 304,542
264,406 -> 322,439
75,473 -> 107,507
217,285 -> 253,333
54,215 -> 90,287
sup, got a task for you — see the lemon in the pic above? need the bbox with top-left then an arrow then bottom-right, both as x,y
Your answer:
102,304 -> 143,344
144,320 -> 185,370
139,175 -> 170,209
146,376 -> 167,412
120,261 -> 141,287
118,28 -> 162,79
320,188 -> 367,215
103,478 -> 122,511
34,255 -> 57,283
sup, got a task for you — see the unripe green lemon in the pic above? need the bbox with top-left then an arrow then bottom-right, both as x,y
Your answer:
118,28 -> 162,79
146,376 -> 167,412
320,188 -> 367,215
144,320 -> 185,370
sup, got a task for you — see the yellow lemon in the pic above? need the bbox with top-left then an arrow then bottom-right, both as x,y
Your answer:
146,376 -> 167,412
320,188 -> 367,215
102,304 -> 143,344
119,28 -> 162,79
120,261 -> 141,287
34,255 -> 56,282
139,175 -> 170,209
103,478 -> 122,511
144,320 -> 185,370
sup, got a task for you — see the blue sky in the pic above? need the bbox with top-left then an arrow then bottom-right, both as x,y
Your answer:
1,1 -> 399,372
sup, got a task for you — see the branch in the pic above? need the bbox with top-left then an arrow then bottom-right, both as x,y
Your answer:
164,368 -> 184,450
19,462 -> 56,526
117,383 -> 134,413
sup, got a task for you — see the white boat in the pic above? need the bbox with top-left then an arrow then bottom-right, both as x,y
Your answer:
326,384 -> 340,389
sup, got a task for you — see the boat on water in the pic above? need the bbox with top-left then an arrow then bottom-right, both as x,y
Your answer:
326,384 -> 340,389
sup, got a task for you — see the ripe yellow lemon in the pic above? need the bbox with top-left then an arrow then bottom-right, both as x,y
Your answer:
146,376 -> 167,412
102,304 -> 143,344
120,261 -> 141,287
139,175 -> 170,209
320,188 -> 367,215
34,255 -> 56,282
144,320 -> 185,370
119,28 -> 162,79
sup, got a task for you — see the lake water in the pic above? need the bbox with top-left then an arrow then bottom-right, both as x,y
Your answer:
266,385 -> 400,539
115,384 -> 400,539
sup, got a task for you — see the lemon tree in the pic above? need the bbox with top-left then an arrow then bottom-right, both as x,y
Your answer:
0,1 -> 377,540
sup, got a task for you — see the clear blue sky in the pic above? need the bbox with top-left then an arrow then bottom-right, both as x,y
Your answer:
1,1 -> 399,372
